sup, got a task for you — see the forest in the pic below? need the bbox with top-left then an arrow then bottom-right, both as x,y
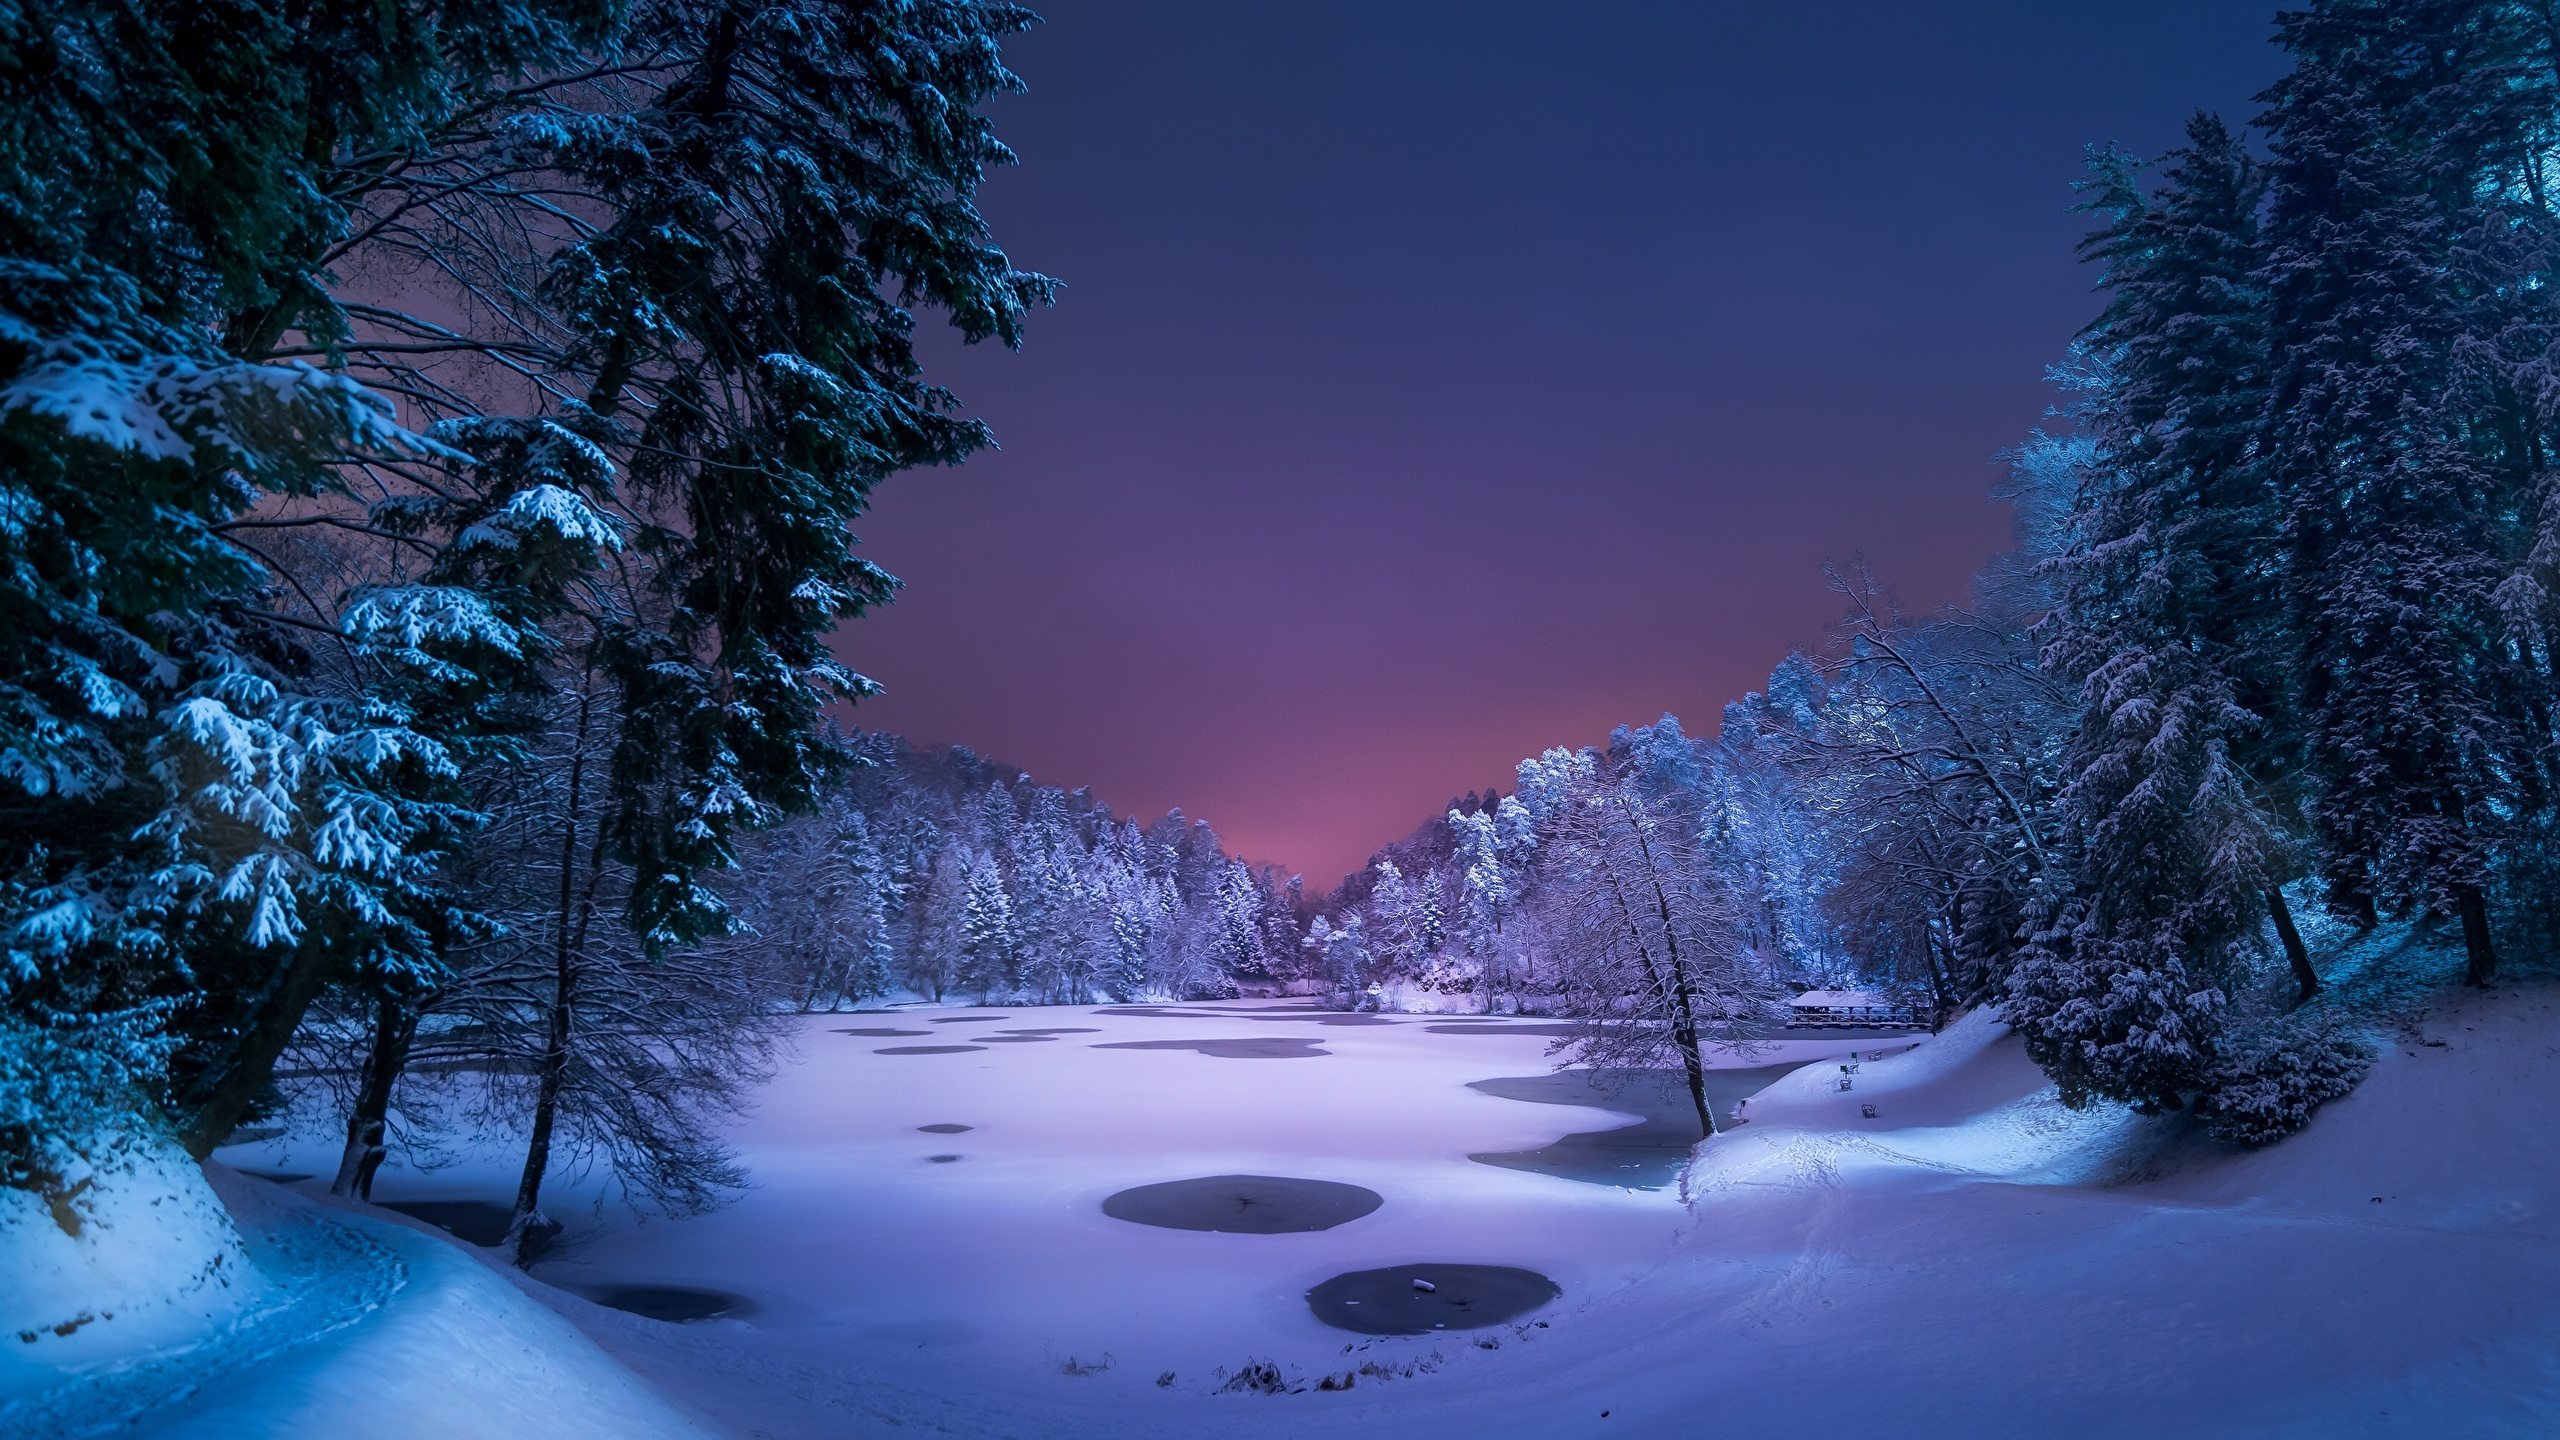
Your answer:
8,0 -> 2560,1270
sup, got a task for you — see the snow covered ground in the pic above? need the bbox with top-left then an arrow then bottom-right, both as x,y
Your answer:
3,1156 -> 717,1439
28,982 -> 2560,1437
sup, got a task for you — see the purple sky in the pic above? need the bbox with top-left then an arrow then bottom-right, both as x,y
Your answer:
844,0 -> 2288,890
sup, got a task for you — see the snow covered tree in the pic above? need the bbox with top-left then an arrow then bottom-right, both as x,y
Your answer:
1533,726 -> 1775,1138
907,840 -> 969,1002
1210,861 -> 1269,987
1746,567 -> 2066,1013
0,0 -> 1058,1192
1302,912 -> 1371,998
1364,858 -> 1445,982
957,850 -> 1019,1000
836,813 -> 902,1005
1094,821 -> 1167,1000
2258,0 -> 2555,985
2005,119 -> 2298,1111
1449,806 -> 1514,1009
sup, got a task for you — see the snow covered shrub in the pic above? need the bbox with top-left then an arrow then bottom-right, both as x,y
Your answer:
0,1009 -> 173,1196
2002,931 -> 2228,1111
1217,1360 -> 1290,1395
2195,1011 -> 2375,1146
1417,952 -> 1482,995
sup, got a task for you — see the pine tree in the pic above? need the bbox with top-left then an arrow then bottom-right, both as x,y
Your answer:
957,850 -> 1018,1000
1449,806 -> 1512,1008
1211,862 -> 1268,986
1302,912 -> 1370,998
0,0 -> 1058,1187
2007,117 -> 2295,1110
2258,0 -> 2556,986
842,816 -> 900,1004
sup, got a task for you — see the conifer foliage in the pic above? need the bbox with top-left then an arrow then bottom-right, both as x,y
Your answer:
0,0 -> 1052,1191
717,735 -> 1300,1008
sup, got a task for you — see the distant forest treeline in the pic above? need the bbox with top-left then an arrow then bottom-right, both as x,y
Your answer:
723,732 -> 1301,1009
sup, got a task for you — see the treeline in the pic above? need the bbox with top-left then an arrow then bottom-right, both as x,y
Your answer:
718,733 -> 1300,1008
0,0 -> 1051,1240
1312,2 -> 2560,1146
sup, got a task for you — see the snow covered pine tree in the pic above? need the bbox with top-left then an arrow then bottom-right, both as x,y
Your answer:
0,0 -> 1053,1230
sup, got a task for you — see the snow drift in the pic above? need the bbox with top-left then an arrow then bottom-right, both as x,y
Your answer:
2,1136 -> 715,1439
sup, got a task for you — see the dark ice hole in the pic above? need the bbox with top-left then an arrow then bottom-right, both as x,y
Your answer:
585,1285 -> 748,1323
831,1027 -> 932,1037
1464,1065 -> 1806,1190
874,1045 -> 987,1055
1307,1265 -> 1559,1335
1090,1037 -> 1329,1059
917,1123 -> 973,1134
1102,1175 -> 1383,1233
379,1199 -> 561,1257
1089,1005 -> 1395,1027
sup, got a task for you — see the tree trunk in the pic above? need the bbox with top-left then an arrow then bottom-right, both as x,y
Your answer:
1594,843 -> 1712,1138
1654,921 -> 1715,1140
330,996 -> 419,1199
2456,883 -> 2498,988
1921,911 -> 1956,1032
507,692 -> 590,1267
2266,887 -> 2318,1003
179,940 -> 339,1159
1617,800 -> 1716,1138
506,978 -> 571,1267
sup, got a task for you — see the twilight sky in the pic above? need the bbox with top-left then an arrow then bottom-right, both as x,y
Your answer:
846,0 -> 2289,890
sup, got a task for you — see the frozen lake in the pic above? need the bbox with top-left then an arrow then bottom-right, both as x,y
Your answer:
223,1000 -> 1888,1428
528,1002 -> 1872,1385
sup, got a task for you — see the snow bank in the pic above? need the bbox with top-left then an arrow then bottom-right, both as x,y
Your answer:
144,1190 -> 719,1440
1706,1007 -> 2146,1189
3,1143 -> 716,1438
0,1132 -> 261,1403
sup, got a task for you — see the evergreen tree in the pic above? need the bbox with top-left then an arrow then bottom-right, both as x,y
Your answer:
839,812 -> 900,1004
2258,0 -> 2552,984
1211,862 -> 1268,984
0,0 -> 1058,1189
2008,117 -> 2297,1110
1449,806 -> 1511,1007
957,850 -> 1017,1000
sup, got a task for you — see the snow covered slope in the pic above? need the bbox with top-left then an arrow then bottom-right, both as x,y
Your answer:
3,1153 -> 718,1439
1,1137 -> 263,1405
